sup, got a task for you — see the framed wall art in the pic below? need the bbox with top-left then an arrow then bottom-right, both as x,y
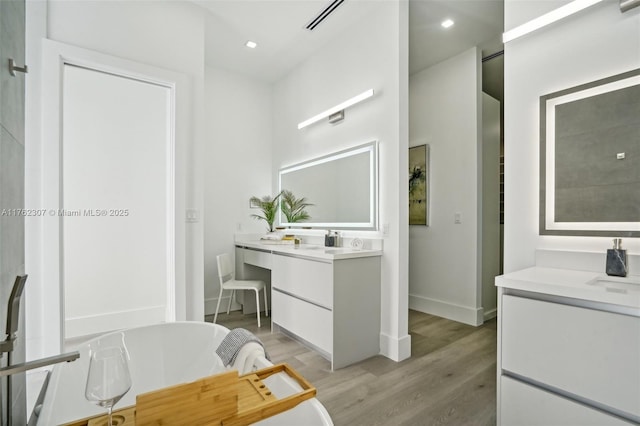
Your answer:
409,144 -> 429,226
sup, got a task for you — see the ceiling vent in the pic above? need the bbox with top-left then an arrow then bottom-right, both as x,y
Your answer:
306,0 -> 345,31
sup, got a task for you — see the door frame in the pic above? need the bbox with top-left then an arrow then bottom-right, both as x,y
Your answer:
40,39 -> 188,351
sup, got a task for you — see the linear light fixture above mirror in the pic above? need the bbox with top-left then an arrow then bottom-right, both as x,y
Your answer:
621,0 -> 640,12
502,0 -> 603,43
297,89 -> 374,130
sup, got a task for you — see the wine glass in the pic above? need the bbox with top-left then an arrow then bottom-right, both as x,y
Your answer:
85,343 -> 132,426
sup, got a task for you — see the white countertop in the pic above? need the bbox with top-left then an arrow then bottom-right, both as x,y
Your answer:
236,241 -> 383,261
496,266 -> 640,310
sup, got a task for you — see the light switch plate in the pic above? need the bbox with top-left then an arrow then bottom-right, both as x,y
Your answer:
186,209 -> 199,223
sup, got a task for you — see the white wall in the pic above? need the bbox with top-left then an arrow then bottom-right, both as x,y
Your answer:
504,1 -> 640,273
504,0 -> 572,29
408,47 -> 484,326
26,0 -> 206,359
203,66 -> 273,314
25,0 -> 48,365
272,1 -> 411,361
46,0 -> 207,322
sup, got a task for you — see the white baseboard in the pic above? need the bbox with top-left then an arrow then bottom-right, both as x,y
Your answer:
483,308 -> 497,321
65,305 -> 165,339
409,294 -> 484,326
379,332 -> 412,362
204,296 -> 241,316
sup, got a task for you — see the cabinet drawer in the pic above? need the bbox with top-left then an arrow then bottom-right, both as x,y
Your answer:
500,376 -> 634,425
243,248 -> 272,269
272,254 -> 333,308
272,289 -> 332,354
502,295 -> 640,418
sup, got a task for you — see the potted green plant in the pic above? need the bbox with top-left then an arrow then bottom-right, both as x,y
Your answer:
281,190 -> 313,224
249,192 -> 282,232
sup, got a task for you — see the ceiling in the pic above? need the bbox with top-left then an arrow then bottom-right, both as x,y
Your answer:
198,0 -> 504,99
409,0 -> 504,73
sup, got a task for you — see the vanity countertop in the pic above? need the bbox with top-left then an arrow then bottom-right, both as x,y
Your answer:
236,241 -> 383,261
496,266 -> 640,310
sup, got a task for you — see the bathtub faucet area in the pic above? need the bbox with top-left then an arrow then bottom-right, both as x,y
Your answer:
0,352 -> 80,378
0,275 -> 80,425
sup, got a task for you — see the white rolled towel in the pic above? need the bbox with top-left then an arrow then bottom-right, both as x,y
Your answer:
215,328 -> 270,374
232,341 -> 266,374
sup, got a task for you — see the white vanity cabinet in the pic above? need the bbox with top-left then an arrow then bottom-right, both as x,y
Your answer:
496,268 -> 640,425
236,244 -> 382,370
271,253 -> 381,370
270,254 -> 334,357
500,376 -> 635,426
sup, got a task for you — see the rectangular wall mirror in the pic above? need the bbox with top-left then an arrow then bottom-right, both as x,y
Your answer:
540,68 -> 640,237
279,141 -> 378,230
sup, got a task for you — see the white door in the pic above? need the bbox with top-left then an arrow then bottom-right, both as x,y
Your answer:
61,64 -> 173,339
40,40 -> 186,348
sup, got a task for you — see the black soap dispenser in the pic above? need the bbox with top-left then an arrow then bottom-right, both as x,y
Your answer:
606,238 -> 628,277
325,230 -> 335,247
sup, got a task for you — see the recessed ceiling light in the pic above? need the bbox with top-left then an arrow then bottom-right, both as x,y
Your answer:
441,19 -> 454,29
245,41 -> 257,49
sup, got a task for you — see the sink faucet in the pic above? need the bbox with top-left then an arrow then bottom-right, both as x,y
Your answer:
0,275 -> 79,425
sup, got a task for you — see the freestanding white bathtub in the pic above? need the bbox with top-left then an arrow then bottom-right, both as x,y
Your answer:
36,322 -> 333,425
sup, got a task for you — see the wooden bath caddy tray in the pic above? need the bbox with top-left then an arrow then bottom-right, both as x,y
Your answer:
64,363 -> 316,426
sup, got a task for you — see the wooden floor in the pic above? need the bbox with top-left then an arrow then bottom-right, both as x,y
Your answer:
206,310 -> 497,426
